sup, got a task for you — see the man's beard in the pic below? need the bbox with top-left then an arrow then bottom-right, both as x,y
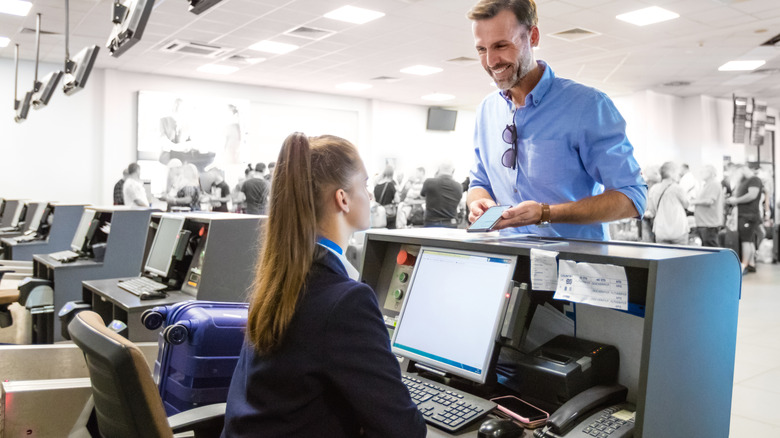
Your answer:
492,56 -> 536,91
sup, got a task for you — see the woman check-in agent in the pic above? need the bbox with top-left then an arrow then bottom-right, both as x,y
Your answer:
221,133 -> 426,438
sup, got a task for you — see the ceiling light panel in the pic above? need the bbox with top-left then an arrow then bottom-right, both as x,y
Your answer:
324,5 -> 385,24
0,0 -> 31,17
248,40 -> 299,54
0,36 -> 10,48
718,60 -> 766,71
400,65 -> 443,76
616,7 -> 679,26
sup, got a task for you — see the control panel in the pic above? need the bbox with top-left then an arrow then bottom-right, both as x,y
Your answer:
382,245 -> 420,316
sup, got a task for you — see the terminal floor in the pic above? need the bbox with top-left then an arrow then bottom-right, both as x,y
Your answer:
729,261 -> 780,436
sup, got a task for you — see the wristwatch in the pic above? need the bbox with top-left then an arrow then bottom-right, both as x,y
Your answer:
537,203 -> 551,225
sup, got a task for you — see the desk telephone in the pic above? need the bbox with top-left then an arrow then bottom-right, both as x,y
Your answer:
534,384 -> 635,438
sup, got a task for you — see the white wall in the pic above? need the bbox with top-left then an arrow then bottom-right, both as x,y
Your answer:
2,58 -> 477,205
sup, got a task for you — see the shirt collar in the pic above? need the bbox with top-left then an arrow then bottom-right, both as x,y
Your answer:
316,236 -> 342,255
499,60 -> 554,109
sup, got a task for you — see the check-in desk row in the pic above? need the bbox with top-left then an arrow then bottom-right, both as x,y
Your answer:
1,203 -> 87,261
358,228 -> 741,438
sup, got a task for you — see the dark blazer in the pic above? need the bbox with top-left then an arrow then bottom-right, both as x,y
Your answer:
222,247 -> 426,438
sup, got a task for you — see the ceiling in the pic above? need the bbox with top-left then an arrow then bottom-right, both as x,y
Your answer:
2,0 -> 780,110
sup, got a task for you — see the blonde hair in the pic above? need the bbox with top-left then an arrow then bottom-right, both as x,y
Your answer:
467,0 -> 538,29
247,133 -> 362,353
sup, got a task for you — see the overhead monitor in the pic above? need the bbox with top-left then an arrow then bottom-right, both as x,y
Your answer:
427,107 -> 457,131
63,45 -> 100,96
391,247 -> 517,384
188,0 -> 223,14
107,0 -> 155,57
14,90 -> 33,123
70,209 -> 96,252
144,215 -> 186,278
0,200 -> 23,228
33,70 -> 64,108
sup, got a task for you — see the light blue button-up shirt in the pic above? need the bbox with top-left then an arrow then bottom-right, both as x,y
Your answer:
470,61 -> 647,241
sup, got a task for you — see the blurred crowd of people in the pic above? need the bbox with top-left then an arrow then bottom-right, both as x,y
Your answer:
639,160 -> 775,274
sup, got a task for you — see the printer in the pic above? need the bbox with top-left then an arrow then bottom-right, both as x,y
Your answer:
502,335 -> 619,406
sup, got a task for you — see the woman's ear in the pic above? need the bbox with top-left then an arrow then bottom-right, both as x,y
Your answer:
335,188 -> 350,214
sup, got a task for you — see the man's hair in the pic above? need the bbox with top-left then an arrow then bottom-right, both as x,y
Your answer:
268,162 -> 276,169
127,163 -> 140,175
467,0 -> 538,29
255,162 -> 266,173
659,161 -> 678,179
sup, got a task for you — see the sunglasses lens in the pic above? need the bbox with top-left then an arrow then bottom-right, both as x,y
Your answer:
501,148 -> 516,168
502,125 -> 516,144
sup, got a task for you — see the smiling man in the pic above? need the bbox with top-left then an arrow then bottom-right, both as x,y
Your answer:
466,0 -> 647,240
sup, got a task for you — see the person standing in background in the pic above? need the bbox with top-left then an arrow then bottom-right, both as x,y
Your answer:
690,165 -> 724,247
207,168 -> 231,212
373,166 -> 398,229
645,162 -> 689,245
113,168 -> 129,205
421,162 -> 463,228
727,163 -> 763,274
123,163 -> 148,207
242,168 -> 270,215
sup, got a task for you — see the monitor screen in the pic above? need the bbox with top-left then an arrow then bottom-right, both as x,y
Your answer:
427,107 -> 457,131
391,247 -> 517,384
33,70 -> 64,108
144,215 -> 186,278
23,203 -> 46,233
70,209 -> 96,252
1,200 -> 23,228
63,45 -> 100,96
36,205 -> 53,235
107,0 -> 155,57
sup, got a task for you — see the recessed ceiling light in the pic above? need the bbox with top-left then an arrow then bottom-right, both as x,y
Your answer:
718,60 -> 766,71
248,40 -> 299,55
400,65 -> 443,76
336,82 -> 372,91
324,5 -> 385,24
616,6 -> 679,26
0,36 -> 10,48
0,0 -> 32,17
197,64 -> 239,75
422,93 -> 455,102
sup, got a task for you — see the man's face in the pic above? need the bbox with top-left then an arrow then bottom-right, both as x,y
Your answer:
472,9 -> 538,91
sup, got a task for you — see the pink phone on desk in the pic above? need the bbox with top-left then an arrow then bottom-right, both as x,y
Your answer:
491,395 -> 549,428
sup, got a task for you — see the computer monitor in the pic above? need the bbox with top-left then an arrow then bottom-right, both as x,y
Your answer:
70,209 -> 96,252
36,205 -> 53,236
32,70 -> 64,108
144,215 -> 186,278
1,200 -> 23,228
22,202 -> 46,233
391,247 -> 517,384
63,45 -> 100,96
107,0 -> 155,57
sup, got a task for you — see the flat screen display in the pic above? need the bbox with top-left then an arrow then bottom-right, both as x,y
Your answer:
144,215 -> 186,278
391,247 -> 517,384
427,107 -> 457,131
70,209 -> 96,252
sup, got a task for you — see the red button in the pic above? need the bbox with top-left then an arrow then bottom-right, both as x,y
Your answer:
397,250 -> 417,266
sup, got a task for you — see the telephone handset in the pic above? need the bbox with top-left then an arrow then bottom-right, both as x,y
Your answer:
533,384 -> 635,438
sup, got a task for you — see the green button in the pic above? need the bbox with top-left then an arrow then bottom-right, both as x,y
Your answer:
399,272 -> 409,283
393,289 -> 404,300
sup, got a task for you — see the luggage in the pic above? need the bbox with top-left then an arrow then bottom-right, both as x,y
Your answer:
141,300 -> 248,415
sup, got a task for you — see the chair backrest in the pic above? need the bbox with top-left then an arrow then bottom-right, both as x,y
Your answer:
68,311 -> 172,438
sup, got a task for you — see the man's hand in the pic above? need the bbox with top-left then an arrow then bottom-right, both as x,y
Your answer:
492,201 -> 543,230
468,198 -> 497,224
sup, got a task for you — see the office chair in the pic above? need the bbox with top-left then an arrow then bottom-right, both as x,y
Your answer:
68,311 -> 225,438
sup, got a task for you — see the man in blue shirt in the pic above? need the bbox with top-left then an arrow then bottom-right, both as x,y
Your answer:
466,0 -> 647,240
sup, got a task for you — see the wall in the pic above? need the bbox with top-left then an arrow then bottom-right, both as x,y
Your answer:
2,58 -> 477,205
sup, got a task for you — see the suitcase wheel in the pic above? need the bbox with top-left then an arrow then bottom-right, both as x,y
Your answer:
141,309 -> 165,330
163,324 -> 189,345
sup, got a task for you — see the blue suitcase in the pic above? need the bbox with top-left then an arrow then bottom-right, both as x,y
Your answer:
141,300 -> 248,415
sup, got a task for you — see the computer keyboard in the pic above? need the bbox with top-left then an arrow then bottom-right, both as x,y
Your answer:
49,250 -> 80,262
402,373 -> 496,433
118,276 -> 167,296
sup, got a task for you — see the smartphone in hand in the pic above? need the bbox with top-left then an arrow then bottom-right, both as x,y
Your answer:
467,205 -> 510,233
